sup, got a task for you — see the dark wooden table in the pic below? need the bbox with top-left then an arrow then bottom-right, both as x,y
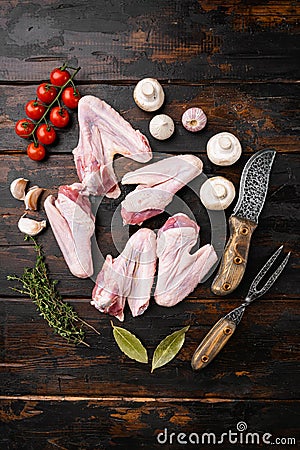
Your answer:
0,1 -> 299,449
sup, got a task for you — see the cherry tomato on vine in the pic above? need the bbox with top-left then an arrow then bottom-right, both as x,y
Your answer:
15,118 -> 35,138
50,67 -> 71,86
25,100 -> 46,121
50,106 -> 70,128
61,86 -> 81,109
27,142 -> 46,161
36,83 -> 57,104
36,124 -> 56,145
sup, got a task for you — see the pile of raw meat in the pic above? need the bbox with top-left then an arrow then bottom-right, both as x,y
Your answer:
45,95 -> 217,321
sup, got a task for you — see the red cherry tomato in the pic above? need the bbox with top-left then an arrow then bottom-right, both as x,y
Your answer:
49,106 -> 70,128
50,67 -> 71,86
36,83 -> 57,104
27,142 -> 46,161
25,100 -> 46,121
15,118 -> 35,139
61,86 -> 81,109
36,124 -> 56,145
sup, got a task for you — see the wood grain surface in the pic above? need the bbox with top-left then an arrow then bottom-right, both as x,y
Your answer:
0,0 -> 299,449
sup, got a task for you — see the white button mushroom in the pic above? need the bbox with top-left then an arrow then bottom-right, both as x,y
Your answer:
207,132 -> 242,166
200,176 -> 236,210
133,78 -> 165,112
149,114 -> 175,140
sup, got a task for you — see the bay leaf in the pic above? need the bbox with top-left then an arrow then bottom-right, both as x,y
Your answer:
111,321 -> 148,364
151,325 -> 190,373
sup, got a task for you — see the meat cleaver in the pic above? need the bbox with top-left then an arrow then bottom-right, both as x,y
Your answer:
211,149 -> 276,296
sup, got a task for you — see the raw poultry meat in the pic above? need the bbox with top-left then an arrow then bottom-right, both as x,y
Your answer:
73,95 -> 152,198
44,183 -> 95,278
154,214 -> 217,307
91,228 -> 157,321
121,154 -> 203,225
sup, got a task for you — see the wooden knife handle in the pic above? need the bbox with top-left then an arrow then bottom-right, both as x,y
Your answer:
211,216 -> 257,296
191,316 -> 236,370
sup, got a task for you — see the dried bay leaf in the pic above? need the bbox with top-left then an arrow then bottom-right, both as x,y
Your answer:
111,321 -> 148,364
151,325 -> 190,372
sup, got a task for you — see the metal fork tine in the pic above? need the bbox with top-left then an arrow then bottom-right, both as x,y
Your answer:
257,252 -> 291,297
248,246 -> 283,294
247,247 -> 290,300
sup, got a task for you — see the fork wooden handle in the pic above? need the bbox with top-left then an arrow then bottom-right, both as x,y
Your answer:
211,215 -> 257,296
191,316 -> 237,370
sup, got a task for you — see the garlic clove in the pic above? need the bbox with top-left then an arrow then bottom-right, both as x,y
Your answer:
10,178 -> 29,200
207,132 -> 242,166
24,186 -> 44,211
200,176 -> 236,210
149,114 -> 174,140
182,107 -> 207,132
18,216 -> 47,236
133,78 -> 165,112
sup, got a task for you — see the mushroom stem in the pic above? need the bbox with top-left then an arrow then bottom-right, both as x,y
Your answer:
219,136 -> 232,150
214,183 -> 227,199
141,82 -> 154,97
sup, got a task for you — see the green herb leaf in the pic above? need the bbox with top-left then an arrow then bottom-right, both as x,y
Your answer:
7,237 -> 99,346
151,326 -> 190,372
111,322 -> 148,364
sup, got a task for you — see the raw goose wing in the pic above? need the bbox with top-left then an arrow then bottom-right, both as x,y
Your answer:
121,155 -> 203,225
73,95 -> 152,198
91,228 -> 157,321
154,214 -> 217,306
44,183 -> 95,278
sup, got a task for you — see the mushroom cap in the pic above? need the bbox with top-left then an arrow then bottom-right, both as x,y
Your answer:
200,176 -> 236,210
149,114 -> 175,140
207,132 -> 242,166
133,78 -> 165,112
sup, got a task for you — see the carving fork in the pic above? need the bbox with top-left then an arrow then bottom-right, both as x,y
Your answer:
191,246 -> 291,370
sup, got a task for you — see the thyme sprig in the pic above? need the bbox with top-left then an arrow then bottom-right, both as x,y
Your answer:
7,237 -> 99,346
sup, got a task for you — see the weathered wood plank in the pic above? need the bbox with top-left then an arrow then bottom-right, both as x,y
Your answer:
0,0 -> 299,82
1,83 -> 299,154
0,398 -> 299,449
0,298 -> 299,398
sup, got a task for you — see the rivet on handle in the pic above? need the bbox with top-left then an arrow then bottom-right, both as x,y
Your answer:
201,355 -> 209,363
223,327 -> 233,335
223,282 -> 231,291
234,256 -> 243,265
240,226 -> 249,236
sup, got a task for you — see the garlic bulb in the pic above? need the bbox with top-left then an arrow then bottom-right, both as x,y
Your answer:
10,178 -> 29,200
182,107 -> 207,132
133,78 -> 165,112
207,132 -> 242,166
24,186 -> 44,211
149,114 -> 174,140
18,216 -> 47,236
200,176 -> 236,210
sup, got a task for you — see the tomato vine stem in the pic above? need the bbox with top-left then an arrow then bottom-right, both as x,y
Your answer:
28,66 -> 81,140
